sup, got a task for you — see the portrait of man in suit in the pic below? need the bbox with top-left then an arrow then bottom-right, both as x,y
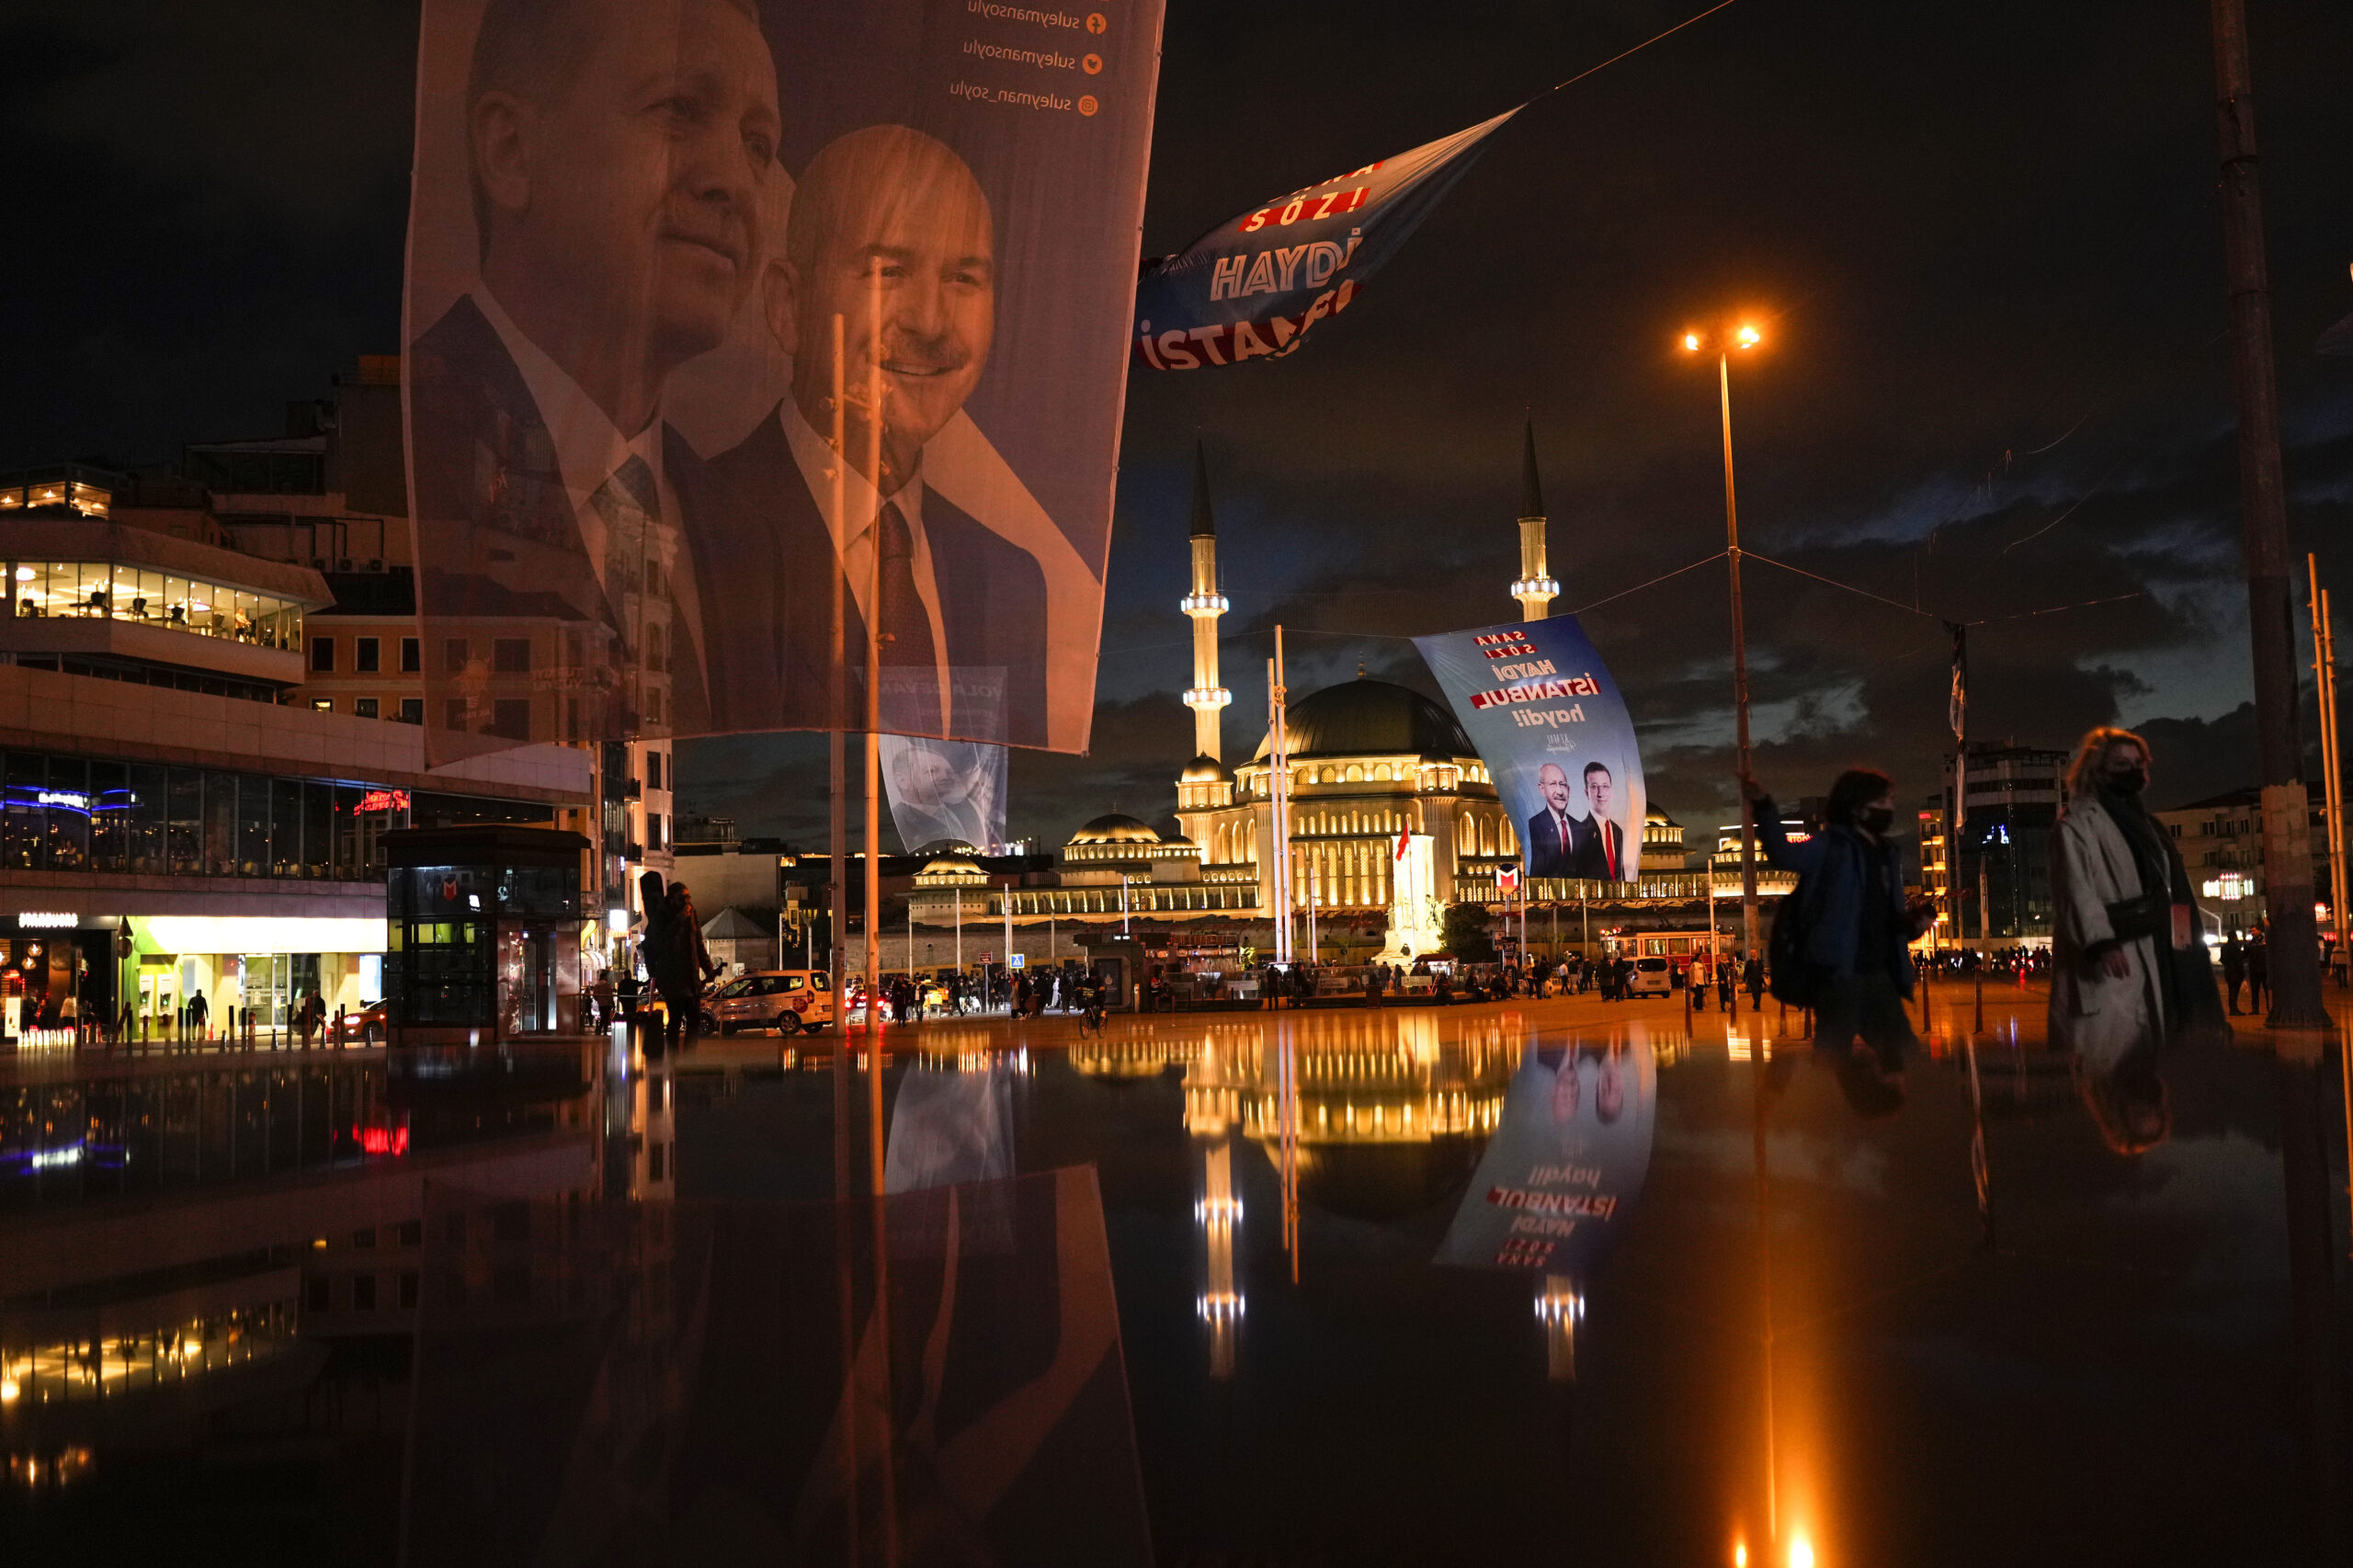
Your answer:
692,123 -> 1052,745
1570,760 -> 1629,881
1525,762 -> 1579,879
406,0 -> 780,752
882,735 -> 1004,854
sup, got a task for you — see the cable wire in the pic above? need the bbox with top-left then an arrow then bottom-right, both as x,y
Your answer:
1545,0 -> 1745,94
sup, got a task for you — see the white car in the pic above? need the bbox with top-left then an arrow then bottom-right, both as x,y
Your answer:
710,971 -> 835,1035
1626,957 -> 1674,997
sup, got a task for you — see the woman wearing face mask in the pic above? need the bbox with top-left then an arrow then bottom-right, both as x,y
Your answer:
1742,767 -> 1937,1085
2050,727 -> 2227,1150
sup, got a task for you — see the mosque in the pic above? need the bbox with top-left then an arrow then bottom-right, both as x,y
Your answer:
906,430 -> 1739,956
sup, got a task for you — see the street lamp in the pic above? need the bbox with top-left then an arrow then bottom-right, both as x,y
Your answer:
1682,320 -> 1766,966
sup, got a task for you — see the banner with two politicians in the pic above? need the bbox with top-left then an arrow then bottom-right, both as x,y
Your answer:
402,0 -> 1164,764
1414,616 -> 1648,887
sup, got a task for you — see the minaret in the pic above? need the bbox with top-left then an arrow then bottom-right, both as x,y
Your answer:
1509,421 -> 1558,620
1180,441 -> 1232,759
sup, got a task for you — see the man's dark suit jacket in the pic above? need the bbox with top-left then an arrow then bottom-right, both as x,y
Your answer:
407,293 -> 710,743
691,405 -> 1051,746
1525,808 -> 1578,879
1570,814 -> 1629,881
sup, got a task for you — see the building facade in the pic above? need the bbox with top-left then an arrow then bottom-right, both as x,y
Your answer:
2154,785 -> 2332,937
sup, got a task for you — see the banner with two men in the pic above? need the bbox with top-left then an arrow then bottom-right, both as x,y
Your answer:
402,0 -> 1163,766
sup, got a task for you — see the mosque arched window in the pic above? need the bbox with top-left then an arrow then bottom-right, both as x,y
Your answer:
1346,763 -> 1363,781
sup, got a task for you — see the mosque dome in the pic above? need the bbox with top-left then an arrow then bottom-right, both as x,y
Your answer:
1251,678 -> 1474,763
1068,812 -> 1165,846
1179,754 -> 1225,784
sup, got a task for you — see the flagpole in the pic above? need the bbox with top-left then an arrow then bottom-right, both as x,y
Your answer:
1948,620 -> 1968,958
1269,631 -> 1293,970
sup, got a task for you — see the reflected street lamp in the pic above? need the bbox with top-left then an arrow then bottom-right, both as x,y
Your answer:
1682,320 -> 1767,963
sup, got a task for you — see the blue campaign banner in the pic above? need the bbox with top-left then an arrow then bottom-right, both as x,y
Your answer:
1434,1039 -> 1656,1275
1413,615 -> 1647,885
1132,109 -> 1517,369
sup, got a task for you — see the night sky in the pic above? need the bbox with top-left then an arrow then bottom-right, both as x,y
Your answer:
7,0 -> 2352,851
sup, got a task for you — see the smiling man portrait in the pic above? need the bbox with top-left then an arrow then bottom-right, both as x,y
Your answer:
406,0 -> 779,747
690,123 -> 1053,744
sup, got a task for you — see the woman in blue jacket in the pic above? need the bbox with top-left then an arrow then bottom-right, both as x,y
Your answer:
1741,767 -> 1933,1075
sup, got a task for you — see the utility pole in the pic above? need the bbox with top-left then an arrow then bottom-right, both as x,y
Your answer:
2211,0 -> 2325,1027
2307,559 -> 2346,956
1719,348 -> 1760,962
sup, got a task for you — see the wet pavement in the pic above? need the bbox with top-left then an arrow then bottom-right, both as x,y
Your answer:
3,984 -> 2349,1563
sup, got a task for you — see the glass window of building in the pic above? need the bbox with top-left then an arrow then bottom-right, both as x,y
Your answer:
204,772 -> 237,876
46,756 -> 89,869
4,753 -> 43,869
312,636 -> 335,672
355,698 -> 379,720
9,562 -> 301,649
91,760 -> 128,873
401,637 -> 421,673
356,637 -> 380,673
167,768 -> 201,873
235,778 -> 269,877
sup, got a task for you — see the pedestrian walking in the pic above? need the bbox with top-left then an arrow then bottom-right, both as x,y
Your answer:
1366,965 -> 1385,1007
2245,928 -> 2269,1016
2220,933 -> 2246,1016
1744,767 -> 1935,1092
2048,726 -> 2226,1152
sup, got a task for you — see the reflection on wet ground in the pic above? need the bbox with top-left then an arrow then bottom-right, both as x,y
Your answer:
1,987 -> 2349,1563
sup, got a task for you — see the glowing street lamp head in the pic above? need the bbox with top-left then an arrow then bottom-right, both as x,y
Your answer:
1737,324 -> 1762,348
1682,332 -> 1702,352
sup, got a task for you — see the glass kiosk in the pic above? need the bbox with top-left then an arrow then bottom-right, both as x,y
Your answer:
382,825 -> 592,1045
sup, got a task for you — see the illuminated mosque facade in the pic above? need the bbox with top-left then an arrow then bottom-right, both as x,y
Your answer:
907,429 -> 1722,940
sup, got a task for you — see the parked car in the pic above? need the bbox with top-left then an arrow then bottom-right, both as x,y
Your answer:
710,971 -> 836,1036
1626,957 -> 1674,997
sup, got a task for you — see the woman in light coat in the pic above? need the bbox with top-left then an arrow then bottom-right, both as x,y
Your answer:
2050,726 -> 2225,1147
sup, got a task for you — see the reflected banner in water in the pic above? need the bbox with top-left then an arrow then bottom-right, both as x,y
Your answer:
403,1168 -> 1149,1566
1435,1039 -> 1656,1275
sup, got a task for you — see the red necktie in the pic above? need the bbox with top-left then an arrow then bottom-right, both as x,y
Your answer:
1604,827 -> 1617,879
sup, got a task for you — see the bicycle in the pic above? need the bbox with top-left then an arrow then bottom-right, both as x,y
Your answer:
1077,1000 -> 1108,1039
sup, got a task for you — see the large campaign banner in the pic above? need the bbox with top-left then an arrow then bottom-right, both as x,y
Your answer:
403,0 -> 1162,764
1132,109 -> 1517,370
1435,1039 -> 1656,1276
1413,616 -> 1647,885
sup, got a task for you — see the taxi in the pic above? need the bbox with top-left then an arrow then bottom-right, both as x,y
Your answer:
710,971 -> 836,1035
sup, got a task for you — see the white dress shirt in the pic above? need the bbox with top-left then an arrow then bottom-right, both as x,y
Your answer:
780,399 -> 955,731
473,287 -> 706,707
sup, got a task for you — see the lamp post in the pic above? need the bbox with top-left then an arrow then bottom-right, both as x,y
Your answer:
1682,321 -> 1765,964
